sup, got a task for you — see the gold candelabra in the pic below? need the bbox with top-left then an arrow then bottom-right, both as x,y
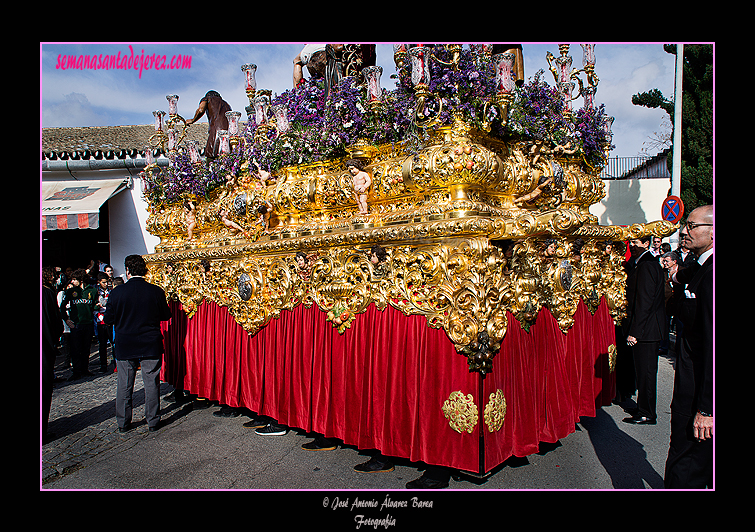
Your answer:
546,44 -> 600,110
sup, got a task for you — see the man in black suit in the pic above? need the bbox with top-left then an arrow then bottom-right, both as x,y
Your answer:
665,205 -> 713,488
622,234 -> 667,425
104,255 -> 172,432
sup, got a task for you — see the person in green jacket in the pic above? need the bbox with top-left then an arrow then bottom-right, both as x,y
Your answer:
60,268 -> 97,380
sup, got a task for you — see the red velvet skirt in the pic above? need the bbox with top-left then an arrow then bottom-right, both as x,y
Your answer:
161,298 -> 615,474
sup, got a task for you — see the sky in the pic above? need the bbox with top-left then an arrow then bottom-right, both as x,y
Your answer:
40,42 -> 680,159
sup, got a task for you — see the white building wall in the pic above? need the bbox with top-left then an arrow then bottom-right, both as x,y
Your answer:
590,176 -> 672,227
107,175 -> 160,278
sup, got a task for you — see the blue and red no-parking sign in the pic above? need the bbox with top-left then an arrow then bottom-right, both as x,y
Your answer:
662,195 -> 684,223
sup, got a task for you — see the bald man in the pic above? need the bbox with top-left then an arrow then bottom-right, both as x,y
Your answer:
664,205 -> 714,489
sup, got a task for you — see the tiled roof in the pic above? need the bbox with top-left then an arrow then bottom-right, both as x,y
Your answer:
41,123 -> 237,158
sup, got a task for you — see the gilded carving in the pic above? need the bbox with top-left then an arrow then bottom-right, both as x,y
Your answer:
442,391 -> 478,434
143,112 -> 676,374
608,344 -> 617,373
484,389 -> 507,432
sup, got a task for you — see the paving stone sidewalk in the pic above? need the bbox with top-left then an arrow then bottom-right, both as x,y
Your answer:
42,342 -> 174,484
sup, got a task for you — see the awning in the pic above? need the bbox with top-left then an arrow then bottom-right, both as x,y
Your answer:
42,178 -> 130,230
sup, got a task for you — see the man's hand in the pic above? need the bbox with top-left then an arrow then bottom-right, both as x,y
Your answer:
693,412 -> 713,441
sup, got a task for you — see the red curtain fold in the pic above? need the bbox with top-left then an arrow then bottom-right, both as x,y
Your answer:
160,298 -> 615,474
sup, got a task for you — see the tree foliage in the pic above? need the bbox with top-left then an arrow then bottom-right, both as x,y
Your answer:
632,44 -> 713,210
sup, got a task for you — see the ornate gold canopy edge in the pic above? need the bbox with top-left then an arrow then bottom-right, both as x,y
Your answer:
143,116 -> 677,375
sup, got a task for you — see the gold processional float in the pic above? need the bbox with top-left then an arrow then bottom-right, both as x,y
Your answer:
141,44 -> 677,382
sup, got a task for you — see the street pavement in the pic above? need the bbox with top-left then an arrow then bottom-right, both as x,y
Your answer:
42,338 -> 681,492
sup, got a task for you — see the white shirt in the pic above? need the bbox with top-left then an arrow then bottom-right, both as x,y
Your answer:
697,247 -> 713,266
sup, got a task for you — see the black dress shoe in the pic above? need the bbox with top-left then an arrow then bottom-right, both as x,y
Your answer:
149,421 -> 164,432
165,390 -> 189,404
622,415 -> 656,425
118,423 -> 134,433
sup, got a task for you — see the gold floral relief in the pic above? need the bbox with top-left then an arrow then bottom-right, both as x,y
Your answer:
484,389 -> 507,432
442,391 -> 478,434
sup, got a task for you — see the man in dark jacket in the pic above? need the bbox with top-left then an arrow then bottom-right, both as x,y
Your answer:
60,269 -> 98,380
104,255 -> 172,432
622,235 -> 667,425
43,269 -> 64,443
664,205 -> 714,488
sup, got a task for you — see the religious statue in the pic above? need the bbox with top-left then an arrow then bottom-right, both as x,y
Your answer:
368,245 -> 388,277
515,174 -> 554,206
183,200 -> 197,241
293,44 -> 327,87
294,251 -> 318,281
186,90 -> 232,158
347,158 -> 371,215
256,201 -> 273,231
217,208 -> 248,238
294,44 -> 376,98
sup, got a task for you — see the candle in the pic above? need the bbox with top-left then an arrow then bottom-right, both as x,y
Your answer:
363,65 -> 383,102
272,104 -> 290,134
492,53 -> 516,95
581,44 -> 596,67
253,94 -> 269,126
166,94 -> 179,116
153,110 -> 165,132
187,140 -> 200,163
408,46 -> 430,87
226,111 -> 241,135
167,128 -> 176,151
217,130 -> 230,154
241,63 -> 257,92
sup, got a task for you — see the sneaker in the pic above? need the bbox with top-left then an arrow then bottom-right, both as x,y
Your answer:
213,406 -> 241,418
242,417 -> 269,429
255,424 -> 287,436
353,456 -> 395,473
405,471 -> 450,489
301,437 -> 337,451
191,398 -> 212,409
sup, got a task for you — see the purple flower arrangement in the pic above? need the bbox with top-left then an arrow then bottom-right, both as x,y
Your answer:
146,47 -> 612,206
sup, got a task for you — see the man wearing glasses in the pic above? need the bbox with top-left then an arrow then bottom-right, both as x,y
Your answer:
664,205 -> 714,488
